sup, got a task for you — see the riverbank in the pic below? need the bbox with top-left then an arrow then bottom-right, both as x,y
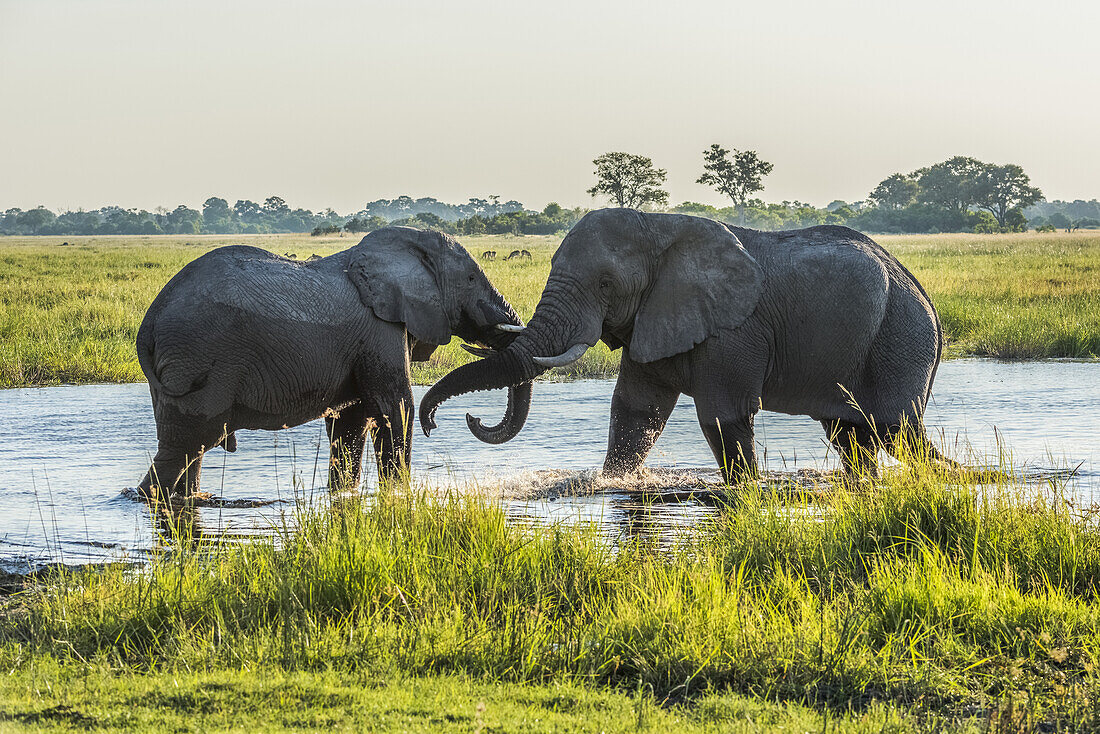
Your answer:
3,464 -> 1099,731
1,230 -> 1097,388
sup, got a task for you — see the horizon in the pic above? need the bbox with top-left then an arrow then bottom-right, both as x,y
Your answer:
2,0 -> 1098,212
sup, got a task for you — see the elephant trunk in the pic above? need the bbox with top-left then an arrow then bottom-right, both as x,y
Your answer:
419,345 -> 545,439
419,291 -> 594,442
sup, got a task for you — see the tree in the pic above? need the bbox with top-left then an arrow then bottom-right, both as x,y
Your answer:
202,197 -> 233,233
234,199 -> 262,224
1,208 -> 22,233
344,215 -> 387,233
586,152 -> 669,209
263,196 -> 289,215
868,173 -> 919,211
1048,212 -> 1072,231
974,163 -> 1043,228
17,206 -> 56,234
915,156 -> 985,216
164,205 -> 202,234
696,144 -> 774,225
1003,208 -> 1028,233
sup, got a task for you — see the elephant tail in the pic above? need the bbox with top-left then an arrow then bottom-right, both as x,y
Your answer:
136,315 -> 202,398
136,314 -> 164,394
917,294 -> 955,467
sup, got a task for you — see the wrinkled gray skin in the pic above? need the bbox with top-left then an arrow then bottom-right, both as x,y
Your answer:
421,209 -> 952,481
136,227 -> 530,498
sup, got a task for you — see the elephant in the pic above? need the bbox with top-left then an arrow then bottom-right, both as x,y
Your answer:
135,227 -> 532,499
420,209 -> 952,481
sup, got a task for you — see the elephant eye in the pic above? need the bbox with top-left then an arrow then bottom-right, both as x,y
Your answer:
599,276 -> 613,290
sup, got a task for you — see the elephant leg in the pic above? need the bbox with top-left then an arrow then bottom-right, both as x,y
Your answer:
139,443 -> 206,499
697,409 -> 759,484
881,418 -> 957,469
602,367 -> 680,477
823,419 -> 881,478
326,402 -> 370,490
366,385 -> 414,484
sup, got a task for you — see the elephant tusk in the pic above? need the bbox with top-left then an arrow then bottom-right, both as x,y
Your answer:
496,323 -> 524,333
461,343 -> 495,358
532,343 -> 591,368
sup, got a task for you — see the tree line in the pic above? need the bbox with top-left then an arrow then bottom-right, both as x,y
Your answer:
587,150 -> 1095,234
3,153 -> 1096,237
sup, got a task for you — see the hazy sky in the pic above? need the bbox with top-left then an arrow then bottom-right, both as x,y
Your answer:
2,0 -> 1098,213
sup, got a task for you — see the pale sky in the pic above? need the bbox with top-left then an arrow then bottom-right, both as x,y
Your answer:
2,0 -> 1098,213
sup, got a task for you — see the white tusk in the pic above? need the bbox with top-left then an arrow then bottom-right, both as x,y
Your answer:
496,323 -> 525,333
532,343 -> 591,368
461,343 -> 495,358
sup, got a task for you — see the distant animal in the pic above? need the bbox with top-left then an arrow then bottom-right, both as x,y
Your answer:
134,227 -> 530,499
306,253 -> 322,262
422,209 -> 954,482
283,252 -> 298,259
519,249 -> 532,259
502,250 -> 521,261
481,250 -> 496,261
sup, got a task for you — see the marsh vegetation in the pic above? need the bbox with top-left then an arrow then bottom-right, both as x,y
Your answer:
0,230 -> 1097,388
4,464 -> 1100,731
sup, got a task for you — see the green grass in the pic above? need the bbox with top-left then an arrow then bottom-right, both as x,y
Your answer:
4,463 -> 1100,730
0,668 -> 928,733
1,230 -> 1097,388
877,232 -> 1100,359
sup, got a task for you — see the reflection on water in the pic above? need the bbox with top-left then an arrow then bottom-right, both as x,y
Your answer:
1,359 -> 1097,572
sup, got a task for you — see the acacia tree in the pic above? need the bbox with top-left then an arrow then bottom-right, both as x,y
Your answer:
974,163 -> 1043,228
586,152 -> 669,209
696,144 -> 774,225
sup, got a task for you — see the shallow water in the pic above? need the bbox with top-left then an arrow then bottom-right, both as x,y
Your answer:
1,359 -> 1097,571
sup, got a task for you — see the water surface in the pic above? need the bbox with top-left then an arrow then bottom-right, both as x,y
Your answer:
1,360 -> 1096,571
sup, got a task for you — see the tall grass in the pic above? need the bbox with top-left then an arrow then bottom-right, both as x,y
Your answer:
1,230 -> 1097,388
879,232 -> 1100,359
4,464 -> 1100,726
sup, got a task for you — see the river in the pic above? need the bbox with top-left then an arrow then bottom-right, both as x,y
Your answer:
1,359 -> 1097,572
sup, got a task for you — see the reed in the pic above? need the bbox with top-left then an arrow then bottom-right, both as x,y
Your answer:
3,460 -> 1099,730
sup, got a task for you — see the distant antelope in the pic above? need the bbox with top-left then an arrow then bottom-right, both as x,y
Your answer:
502,250 -> 521,260
480,250 -> 496,261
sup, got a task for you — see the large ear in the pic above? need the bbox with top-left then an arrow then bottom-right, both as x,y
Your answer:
630,214 -> 763,363
347,228 -> 452,345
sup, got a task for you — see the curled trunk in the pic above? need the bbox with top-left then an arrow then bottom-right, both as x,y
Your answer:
465,380 -> 533,444
419,347 -> 543,441
420,291 -> 588,443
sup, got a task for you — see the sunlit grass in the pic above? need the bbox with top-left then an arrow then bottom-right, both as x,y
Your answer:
1,229 -> 1097,388
879,231 -> 1100,359
3,460 -> 1100,730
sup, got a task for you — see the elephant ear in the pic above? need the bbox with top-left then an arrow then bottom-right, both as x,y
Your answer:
347,228 -> 452,345
630,214 -> 763,363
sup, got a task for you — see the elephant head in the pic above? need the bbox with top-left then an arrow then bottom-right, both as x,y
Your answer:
420,209 -> 764,439
348,227 -> 533,443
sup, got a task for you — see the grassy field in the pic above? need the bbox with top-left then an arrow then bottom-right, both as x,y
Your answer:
3,462 -> 1100,731
0,230 -> 1097,388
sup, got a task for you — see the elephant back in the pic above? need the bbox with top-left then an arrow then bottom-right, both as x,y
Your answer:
160,245 -> 357,327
